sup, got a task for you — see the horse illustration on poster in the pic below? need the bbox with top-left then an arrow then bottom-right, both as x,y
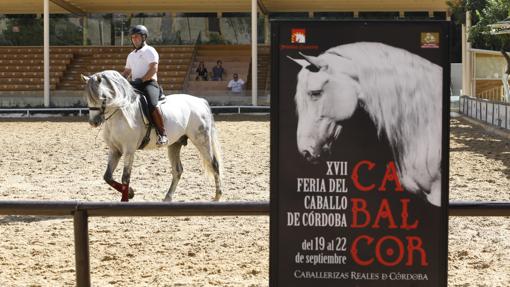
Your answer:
289,42 -> 442,206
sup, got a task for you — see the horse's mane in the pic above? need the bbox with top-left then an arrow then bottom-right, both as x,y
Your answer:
324,42 -> 442,191
85,70 -> 140,128
85,70 -> 138,106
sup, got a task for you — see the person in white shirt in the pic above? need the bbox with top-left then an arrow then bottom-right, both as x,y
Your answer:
227,73 -> 245,93
121,25 -> 168,146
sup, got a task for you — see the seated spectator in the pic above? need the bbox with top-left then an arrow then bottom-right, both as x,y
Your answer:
211,60 -> 225,81
195,61 -> 208,81
227,73 -> 245,93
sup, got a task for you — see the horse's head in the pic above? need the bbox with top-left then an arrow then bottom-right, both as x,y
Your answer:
81,70 -> 133,127
289,52 -> 361,162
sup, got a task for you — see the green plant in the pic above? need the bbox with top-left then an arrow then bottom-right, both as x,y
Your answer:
206,32 -> 231,44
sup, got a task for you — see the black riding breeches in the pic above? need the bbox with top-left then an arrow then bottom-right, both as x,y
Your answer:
132,80 -> 161,112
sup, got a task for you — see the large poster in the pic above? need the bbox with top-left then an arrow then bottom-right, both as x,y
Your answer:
270,21 -> 450,286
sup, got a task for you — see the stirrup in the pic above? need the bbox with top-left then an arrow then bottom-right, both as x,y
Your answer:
157,134 -> 168,146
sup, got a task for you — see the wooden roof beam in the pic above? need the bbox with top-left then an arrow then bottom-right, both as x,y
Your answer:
50,0 -> 85,16
258,0 -> 269,15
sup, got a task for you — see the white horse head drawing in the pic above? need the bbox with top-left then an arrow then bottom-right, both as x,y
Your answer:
289,42 -> 443,206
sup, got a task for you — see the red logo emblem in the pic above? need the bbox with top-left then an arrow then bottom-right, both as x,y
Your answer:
291,29 -> 306,43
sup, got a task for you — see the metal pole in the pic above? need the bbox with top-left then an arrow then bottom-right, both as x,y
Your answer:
251,0 -> 258,106
476,99 -> 478,119
0,200 -> 509,217
472,98 -> 474,117
449,201 -> 510,216
74,210 -> 90,287
82,16 -> 88,46
486,101 -> 488,122
461,24 -> 467,96
466,11 -> 473,97
120,21 -> 124,46
492,102 -> 495,125
264,16 -> 270,45
472,51 -> 476,98
43,0 -> 50,107
479,100 -> 482,120
476,99 -> 478,120
497,104 -> 500,127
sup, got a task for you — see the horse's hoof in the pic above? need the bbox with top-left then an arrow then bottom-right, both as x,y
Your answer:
163,197 -> 172,202
128,187 -> 135,199
213,195 -> 221,201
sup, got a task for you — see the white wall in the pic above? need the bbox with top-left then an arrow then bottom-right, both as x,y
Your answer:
451,63 -> 462,97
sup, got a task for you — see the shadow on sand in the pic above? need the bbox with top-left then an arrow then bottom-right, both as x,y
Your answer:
450,117 -> 510,180
0,215 -> 69,224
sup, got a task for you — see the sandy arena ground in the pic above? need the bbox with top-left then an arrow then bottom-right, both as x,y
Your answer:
0,114 -> 508,286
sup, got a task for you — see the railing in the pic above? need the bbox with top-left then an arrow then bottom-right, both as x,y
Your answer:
0,200 -> 508,287
0,106 -> 270,117
182,32 -> 201,92
460,95 -> 510,130
0,107 -> 88,117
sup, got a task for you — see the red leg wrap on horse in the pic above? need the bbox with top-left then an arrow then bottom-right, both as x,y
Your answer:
109,181 -> 129,202
120,184 -> 129,202
110,181 -> 123,191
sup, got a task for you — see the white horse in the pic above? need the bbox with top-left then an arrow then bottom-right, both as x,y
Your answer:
289,42 -> 442,206
81,70 -> 222,202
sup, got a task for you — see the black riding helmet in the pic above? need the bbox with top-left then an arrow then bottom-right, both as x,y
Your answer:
130,25 -> 148,49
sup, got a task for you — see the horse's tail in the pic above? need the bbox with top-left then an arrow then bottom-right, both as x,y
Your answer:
210,119 -> 223,177
203,100 -> 223,182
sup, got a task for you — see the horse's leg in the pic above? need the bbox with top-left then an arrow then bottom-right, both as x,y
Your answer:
103,149 -> 129,200
211,154 -> 222,201
120,153 -> 135,202
191,133 -> 222,201
163,142 -> 183,202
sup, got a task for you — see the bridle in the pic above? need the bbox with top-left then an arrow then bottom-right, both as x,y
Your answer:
88,97 -> 106,114
88,98 -> 119,123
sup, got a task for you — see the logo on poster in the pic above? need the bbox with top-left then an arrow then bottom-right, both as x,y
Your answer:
421,32 -> 439,48
291,29 -> 306,43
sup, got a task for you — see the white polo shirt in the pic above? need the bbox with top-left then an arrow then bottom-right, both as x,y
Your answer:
125,45 -> 159,81
228,79 -> 245,93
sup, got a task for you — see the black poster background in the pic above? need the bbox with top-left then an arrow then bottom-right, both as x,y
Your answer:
270,21 -> 450,287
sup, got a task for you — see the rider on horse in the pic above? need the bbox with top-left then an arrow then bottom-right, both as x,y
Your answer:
122,24 -> 168,146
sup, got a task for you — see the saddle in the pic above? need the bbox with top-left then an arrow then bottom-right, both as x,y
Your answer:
137,89 -> 166,125
136,88 -> 167,150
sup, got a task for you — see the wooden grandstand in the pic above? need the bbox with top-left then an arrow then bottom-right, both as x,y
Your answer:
58,46 -> 193,92
0,46 -> 194,92
476,80 -> 506,102
0,47 -> 73,91
0,45 -> 261,98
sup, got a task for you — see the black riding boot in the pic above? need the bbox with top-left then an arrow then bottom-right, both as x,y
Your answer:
151,107 -> 168,146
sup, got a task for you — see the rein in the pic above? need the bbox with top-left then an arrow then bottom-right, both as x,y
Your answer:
105,109 -> 120,121
89,98 -> 120,148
